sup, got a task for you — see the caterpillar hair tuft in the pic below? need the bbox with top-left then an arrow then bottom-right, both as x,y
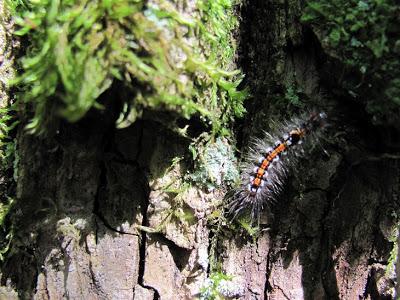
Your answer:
227,111 -> 328,224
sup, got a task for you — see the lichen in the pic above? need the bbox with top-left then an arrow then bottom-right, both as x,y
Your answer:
10,0 -> 247,136
189,137 -> 239,190
200,271 -> 245,300
302,0 -> 400,126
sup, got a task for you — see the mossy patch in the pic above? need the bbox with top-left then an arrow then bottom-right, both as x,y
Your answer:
10,0 -> 247,136
302,0 -> 400,125
0,0 -> 17,262
0,197 -> 14,261
0,107 -> 17,171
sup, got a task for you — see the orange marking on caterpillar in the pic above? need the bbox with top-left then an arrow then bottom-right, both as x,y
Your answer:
276,143 -> 286,152
268,149 -> 278,161
252,143 -> 288,188
227,111 -> 328,223
253,177 -> 262,186
261,159 -> 269,169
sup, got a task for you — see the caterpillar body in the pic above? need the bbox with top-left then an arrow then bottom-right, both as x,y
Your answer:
228,111 -> 327,223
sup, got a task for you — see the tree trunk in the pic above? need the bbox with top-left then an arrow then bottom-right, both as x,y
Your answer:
1,0 -> 399,299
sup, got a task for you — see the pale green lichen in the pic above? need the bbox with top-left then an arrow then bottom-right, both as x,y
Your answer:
200,271 -> 245,300
189,137 -> 239,190
200,272 -> 233,300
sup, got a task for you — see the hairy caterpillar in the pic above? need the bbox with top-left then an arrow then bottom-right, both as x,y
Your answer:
228,111 -> 328,223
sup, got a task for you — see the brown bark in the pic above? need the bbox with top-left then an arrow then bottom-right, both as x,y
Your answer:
232,0 -> 399,299
1,0 -> 399,299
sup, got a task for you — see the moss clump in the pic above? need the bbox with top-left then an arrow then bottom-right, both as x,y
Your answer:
11,0 -> 247,136
0,107 -> 17,261
302,0 -> 400,125
386,221 -> 398,277
0,197 -> 13,261
284,83 -> 304,108
0,107 -> 17,170
0,107 -> 16,261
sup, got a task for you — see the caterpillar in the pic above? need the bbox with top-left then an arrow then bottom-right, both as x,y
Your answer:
227,111 -> 328,223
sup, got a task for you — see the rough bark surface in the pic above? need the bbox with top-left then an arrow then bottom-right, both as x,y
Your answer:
1,111 -> 216,298
1,0 -> 399,299
0,0 -> 18,298
0,0 -> 13,107
233,0 -> 399,299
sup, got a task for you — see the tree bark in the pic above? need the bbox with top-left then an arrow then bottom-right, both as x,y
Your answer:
233,0 -> 399,299
1,0 -> 399,299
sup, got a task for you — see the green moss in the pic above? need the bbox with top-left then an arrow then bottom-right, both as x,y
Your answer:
302,0 -> 400,124
0,107 -> 17,170
284,83 -> 304,108
386,221 -> 398,277
0,197 -> 14,261
0,1 -> 17,260
0,105 -> 17,261
10,0 -> 247,136
197,0 -> 238,66
237,215 -> 260,239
